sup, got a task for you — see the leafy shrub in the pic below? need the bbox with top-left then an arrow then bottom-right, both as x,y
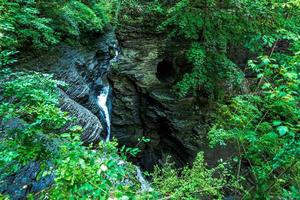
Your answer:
0,50 -> 17,67
0,0 -> 117,51
158,0 -> 203,40
0,70 -> 69,178
59,1 -> 114,37
209,53 -> 300,198
174,43 -> 244,98
0,0 -> 58,49
118,0 -> 165,27
43,137 -> 156,199
159,0 -> 300,98
152,152 -> 234,199
0,70 -> 156,199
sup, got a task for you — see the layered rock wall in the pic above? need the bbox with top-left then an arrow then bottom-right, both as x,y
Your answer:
110,25 -> 235,171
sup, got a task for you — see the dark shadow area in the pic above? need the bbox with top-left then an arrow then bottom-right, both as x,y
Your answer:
139,119 -> 191,172
158,119 -> 191,168
156,58 -> 177,84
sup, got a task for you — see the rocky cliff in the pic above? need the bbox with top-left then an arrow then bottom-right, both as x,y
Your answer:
12,26 -> 234,172
15,31 -> 120,144
110,24 -> 235,171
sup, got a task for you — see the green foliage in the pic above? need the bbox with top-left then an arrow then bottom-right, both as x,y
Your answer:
152,152 -> 232,199
174,43 -> 206,97
120,136 -> 151,158
0,50 -> 17,67
0,0 -> 58,49
43,137 -> 155,199
118,0 -> 165,27
1,71 -> 66,105
158,0 -> 203,40
0,71 -> 156,199
174,43 -> 244,98
0,194 -> 10,200
160,0 -> 300,98
0,0 -> 117,53
209,52 -> 300,198
0,70 -> 69,178
59,1 -> 114,37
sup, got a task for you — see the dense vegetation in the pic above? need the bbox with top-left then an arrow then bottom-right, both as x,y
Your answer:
0,70 -> 156,199
0,0 -> 117,48
0,0 -> 299,199
158,0 -> 300,98
209,53 -> 300,198
0,0 -> 118,67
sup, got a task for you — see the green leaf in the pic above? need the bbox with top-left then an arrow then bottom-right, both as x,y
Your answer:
277,126 -> 288,136
70,125 -> 83,132
257,73 -> 264,78
272,120 -> 282,126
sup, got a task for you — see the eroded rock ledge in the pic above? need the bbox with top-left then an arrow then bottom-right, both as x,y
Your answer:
16,30 -> 119,144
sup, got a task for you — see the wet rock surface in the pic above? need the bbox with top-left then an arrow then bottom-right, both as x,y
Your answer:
16,30 -> 118,143
60,91 -> 103,144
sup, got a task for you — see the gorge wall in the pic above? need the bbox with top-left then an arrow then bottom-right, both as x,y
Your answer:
2,25 -> 238,198
110,25 -> 235,171
1,31 -> 119,199
15,26 -> 234,172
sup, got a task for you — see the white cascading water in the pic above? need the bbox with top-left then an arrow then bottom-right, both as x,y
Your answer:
97,44 -> 119,142
136,167 -> 152,192
97,43 -> 152,190
111,44 -> 119,63
97,85 -> 111,142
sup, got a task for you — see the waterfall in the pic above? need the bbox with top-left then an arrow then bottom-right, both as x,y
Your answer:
97,85 -> 111,142
96,43 -> 119,142
136,167 -> 152,192
95,42 -> 152,190
110,44 -> 119,63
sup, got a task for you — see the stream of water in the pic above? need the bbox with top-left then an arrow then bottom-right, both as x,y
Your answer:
136,167 -> 152,192
96,43 -> 151,191
97,85 -> 111,142
96,44 -> 119,142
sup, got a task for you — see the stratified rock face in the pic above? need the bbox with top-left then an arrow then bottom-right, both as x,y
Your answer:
60,91 -> 103,144
110,26 -> 235,171
17,31 -> 119,144
1,31 -> 118,199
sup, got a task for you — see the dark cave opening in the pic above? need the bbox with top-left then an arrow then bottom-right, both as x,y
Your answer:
156,58 -> 177,84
